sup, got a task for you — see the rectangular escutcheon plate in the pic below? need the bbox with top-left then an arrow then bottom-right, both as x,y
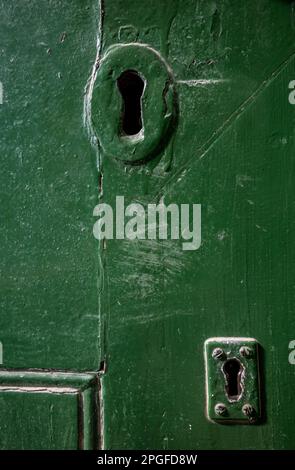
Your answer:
204,337 -> 261,424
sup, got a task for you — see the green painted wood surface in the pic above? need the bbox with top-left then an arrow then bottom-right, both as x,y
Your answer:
0,391 -> 79,450
0,0 -> 102,371
1,0 -> 295,450
97,0 -> 295,450
0,0 -> 102,449
0,371 -> 99,449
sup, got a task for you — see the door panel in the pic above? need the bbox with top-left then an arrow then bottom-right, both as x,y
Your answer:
96,0 -> 295,450
0,0 -> 102,371
0,371 -> 99,450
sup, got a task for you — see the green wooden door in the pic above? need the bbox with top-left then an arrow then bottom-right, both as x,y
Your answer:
1,0 -> 295,450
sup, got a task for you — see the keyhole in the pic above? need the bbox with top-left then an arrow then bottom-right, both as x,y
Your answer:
117,70 -> 145,137
222,358 -> 244,402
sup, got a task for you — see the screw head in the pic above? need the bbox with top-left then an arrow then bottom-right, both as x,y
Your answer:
242,403 -> 254,417
239,346 -> 252,358
214,403 -> 227,416
212,348 -> 225,360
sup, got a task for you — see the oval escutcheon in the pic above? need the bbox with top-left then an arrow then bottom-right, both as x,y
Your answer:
91,43 -> 176,164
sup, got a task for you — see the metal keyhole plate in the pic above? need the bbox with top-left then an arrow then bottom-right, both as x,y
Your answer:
204,337 -> 261,424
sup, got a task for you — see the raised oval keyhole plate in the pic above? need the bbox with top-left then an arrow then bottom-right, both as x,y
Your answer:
91,43 -> 176,164
204,337 -> 261,424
